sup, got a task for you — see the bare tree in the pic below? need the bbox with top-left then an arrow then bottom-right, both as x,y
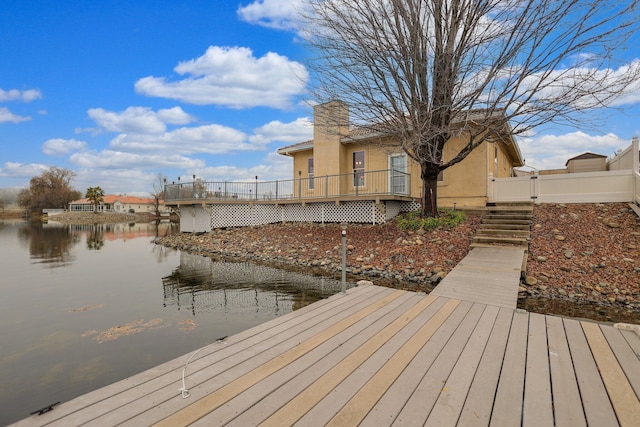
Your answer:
304,0 -> 640,216
151,173 -> 167,217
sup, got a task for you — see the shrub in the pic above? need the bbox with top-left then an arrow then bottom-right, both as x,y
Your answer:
396,209 -> 466,231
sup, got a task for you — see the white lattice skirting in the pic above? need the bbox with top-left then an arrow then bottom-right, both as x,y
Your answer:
179,200 -> 421,232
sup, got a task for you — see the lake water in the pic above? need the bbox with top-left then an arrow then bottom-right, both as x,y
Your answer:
0,220 -> 343,425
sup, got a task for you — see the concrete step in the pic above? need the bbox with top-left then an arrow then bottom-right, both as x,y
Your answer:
487,205 -> 534,213
475,228 -> 531,238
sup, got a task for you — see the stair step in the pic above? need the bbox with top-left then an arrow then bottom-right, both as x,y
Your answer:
473,235 -> 529,245
478,223 -> 530,231
485,213 -> 532,219
482,219 -> 532,225
487,206 -> 534,213
475,229 -> 531,237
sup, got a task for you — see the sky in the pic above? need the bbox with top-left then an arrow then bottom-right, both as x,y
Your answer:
1,0 -> 639,196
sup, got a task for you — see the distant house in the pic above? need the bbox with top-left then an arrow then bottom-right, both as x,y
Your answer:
277,100 -> 524,209
565,152 -> 607,173
69,195 -> 165,214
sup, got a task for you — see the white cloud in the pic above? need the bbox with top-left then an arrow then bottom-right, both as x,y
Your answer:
249,117 -> 312,145
0,88 -> 42,102
237,0 -> 307,32
0,107 -> 31,123
69,150 -> 204,169
0,162 -> 48,177
87,106 -> 195,134
42,138 -> 88,156
108,123 -> 257,155
134,46 -> 308,109
518,131 -> 626,170
195,150 -> 293,182
74,168 -> 162,195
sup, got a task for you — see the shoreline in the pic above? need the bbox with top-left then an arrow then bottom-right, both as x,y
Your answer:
154,202 -> 640,324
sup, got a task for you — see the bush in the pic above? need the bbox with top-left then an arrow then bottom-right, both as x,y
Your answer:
396,209 -> 466,231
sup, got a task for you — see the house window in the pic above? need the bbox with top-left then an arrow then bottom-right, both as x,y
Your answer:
308,158 -> 314,190
437,170 -> 444,182
353,151 -> 365,187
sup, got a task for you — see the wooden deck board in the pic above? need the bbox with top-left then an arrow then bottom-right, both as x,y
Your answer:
11,283 -> 640,427
456,307 -> 513,427
546,315 -> 586,427
392,303 -> 487,425
359,301 -> 474,426
523,312 -> 553,426
209,292 -> 433,426
581,321 -> 640,427
620,328 -> 640,356
423,305 -> 500,427
430,246 -> 524,309
563,318 -> 619,426
600,324 -> 640,399
489,310 -> 529,427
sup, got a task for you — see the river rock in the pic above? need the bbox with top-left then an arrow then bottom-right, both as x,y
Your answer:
525,276 -> 537,286
555,235 -> 566,241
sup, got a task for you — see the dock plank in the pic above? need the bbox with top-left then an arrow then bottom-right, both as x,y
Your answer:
456,307 -> 513,427
257,296 -> 449,426
423,305 -> 500,427
392,303 -> 487,425
523,312 -> 553,426
563,319 -> 618,426
546,315 -> 586,427
359,301 -> 474,426
489,310 -> 529,427
600,324 -> 640,398
581,321 -> 640,427
212,292 -> 435,426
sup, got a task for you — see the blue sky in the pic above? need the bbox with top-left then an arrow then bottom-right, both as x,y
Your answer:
1,1 -> 638,195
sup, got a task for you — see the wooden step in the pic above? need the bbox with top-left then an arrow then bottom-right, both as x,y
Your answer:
477,223 -> 530,231
473,235 -> 529,245
484,213 -> 532,220
475,229 -> 531,238
487,205 -> 534,213
482,218 -> 531,226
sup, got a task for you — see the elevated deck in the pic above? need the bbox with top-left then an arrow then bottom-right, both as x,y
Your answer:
13,284 -> 640,426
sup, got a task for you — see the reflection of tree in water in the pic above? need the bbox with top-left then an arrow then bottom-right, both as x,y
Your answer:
17,223 -> 79,268
87,226 -> 104,250
162,252 -> 345,316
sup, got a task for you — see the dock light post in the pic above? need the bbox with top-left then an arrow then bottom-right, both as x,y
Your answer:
341,222 -> 347,294
298,171 -> 302,199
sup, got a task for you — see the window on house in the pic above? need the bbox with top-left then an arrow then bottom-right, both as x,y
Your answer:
353,151 -> 365,187
308,158 -> 314,190
437,170 -> 444,182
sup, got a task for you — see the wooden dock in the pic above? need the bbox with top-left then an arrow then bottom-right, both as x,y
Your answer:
12,283 -> 640,426
430,246 -> 525,309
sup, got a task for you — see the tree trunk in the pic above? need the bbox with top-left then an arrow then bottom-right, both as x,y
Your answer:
421,165 -> 439,217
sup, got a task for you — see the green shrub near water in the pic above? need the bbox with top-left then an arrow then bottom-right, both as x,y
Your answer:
396,209 -> 466,230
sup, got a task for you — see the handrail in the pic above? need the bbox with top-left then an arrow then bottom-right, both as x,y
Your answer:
164,169 -> 411,202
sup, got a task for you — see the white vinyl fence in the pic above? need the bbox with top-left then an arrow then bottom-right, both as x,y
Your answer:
488,170 -> 636,204
490,138 -> 640,205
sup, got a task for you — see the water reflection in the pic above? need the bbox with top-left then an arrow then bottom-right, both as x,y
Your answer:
17,222 -> 79,268
162,252 -> 346,316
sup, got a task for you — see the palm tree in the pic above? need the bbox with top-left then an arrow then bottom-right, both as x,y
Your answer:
85,187 -> 105,213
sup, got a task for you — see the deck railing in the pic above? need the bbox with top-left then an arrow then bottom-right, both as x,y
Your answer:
164,169 -> 411,202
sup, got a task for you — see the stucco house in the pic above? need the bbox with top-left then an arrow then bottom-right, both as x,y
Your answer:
69,195 -> 165,214
277,101 -> 524,209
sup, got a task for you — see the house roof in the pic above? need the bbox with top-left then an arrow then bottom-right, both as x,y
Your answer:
70,195 -> 158,205
276,140 -> 314,156
277,106 -> 524,167
565,152 -> 607,165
